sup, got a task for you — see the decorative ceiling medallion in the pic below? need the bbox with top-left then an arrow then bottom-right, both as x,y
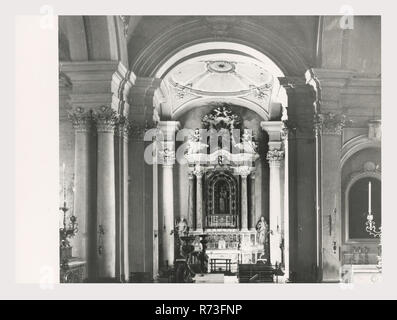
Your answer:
207,61 -> 235,73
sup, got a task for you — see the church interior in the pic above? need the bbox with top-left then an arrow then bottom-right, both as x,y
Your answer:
58,16 -> 381,283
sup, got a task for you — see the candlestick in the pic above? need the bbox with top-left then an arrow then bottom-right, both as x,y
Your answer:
368,181 -> 372,214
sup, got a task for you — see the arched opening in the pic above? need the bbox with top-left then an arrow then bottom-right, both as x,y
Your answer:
153,41 -> 287,122
347,177 -> 381,240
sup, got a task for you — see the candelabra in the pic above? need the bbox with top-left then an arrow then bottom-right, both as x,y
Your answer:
59,203 -> 78,271
59,163 -> 78,269
364,181 -> 381,270
59,204 -> 78,249
365,181 -> 381,238
59,163 -> 78,250
365,212 -> 381,238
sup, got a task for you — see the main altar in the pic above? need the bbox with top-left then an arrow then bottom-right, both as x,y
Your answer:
182,106 -> 268,273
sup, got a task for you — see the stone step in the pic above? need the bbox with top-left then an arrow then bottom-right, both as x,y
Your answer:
193,273 -> 224,283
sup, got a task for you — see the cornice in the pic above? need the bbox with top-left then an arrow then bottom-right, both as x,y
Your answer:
260,121 -> 283,141
60,60 -> 120,74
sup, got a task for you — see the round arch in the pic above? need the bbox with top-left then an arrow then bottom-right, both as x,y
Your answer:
152,42 -> 287,121
341,135 -> 381,168
343,171 -> 381,244
130,18 -> 309,77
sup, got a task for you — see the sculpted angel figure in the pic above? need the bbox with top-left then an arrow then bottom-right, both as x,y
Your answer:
202,106 -> 241,130
233,129 -> 257,154
185,128 -> 208,154
256,216 -> 269,246
175,218 -> 189,237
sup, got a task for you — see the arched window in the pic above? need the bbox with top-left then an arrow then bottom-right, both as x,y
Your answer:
347,177 -> 381,240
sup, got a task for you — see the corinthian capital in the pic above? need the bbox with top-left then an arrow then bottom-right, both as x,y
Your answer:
68,108 -> 93,132
314,112 -> 350,135
116,116 -> 132,141
266,149 -> 285,165
236,165 -> 252,178
193,165 -> 204,178
92,106 -> 119,133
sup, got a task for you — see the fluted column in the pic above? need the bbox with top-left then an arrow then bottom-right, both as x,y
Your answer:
123,127 -> 129,282
267,149 -> 284,266
93,106 -> 118,280
187,170 -> 195,229
194,166 -> 204,232
69,108 -> 94,279
249,172 -> 256,230
241,174 -> 249,231
162,161 -> 174,267
116,117 -> 131,282
158,121 -> 180,268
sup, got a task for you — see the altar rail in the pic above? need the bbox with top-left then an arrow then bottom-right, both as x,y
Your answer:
206,214 -> 238,228
210,258 -> 234,274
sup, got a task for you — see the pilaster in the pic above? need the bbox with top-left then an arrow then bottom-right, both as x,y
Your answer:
279,76 -> 317,282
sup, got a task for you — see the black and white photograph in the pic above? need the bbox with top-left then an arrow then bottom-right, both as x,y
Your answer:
58,15 -> 382,284
5,0 -> 397,306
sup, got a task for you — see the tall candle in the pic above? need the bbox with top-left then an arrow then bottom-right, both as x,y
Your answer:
368,181 -> 372,214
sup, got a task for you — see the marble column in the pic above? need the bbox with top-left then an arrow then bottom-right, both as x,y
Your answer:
240,173 -> 249,231
162,161 -> 174,267
261,121 -> 286,267
187,171 -> 195,229
152,137 -> 159,280
93,106 -> 118,280
114,122 -> 122,281
249,172 -> 256,231
158,121 -> 180,268
69,108 -> 94,279
121,119 -> 130,282
267,149 -> 284,266
194,167 -> 204,232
